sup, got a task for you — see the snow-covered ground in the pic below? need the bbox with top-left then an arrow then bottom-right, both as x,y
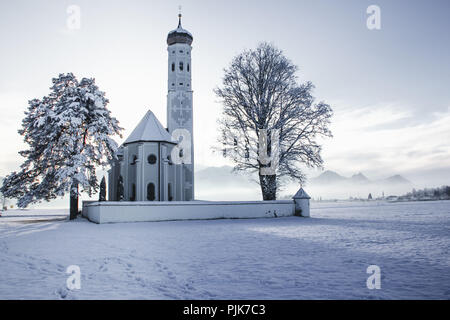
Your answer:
0,201 -> 449,299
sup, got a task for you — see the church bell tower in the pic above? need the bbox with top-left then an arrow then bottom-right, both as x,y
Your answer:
166,13 -> 194,200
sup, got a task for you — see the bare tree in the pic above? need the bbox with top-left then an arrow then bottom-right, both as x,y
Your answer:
214,42 -> 333,200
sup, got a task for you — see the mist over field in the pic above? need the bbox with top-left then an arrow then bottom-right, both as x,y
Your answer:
2,164 -> 445,208
195,166 -> 424,201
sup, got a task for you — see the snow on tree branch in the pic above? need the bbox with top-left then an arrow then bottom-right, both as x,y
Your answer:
0,73 -> 123,209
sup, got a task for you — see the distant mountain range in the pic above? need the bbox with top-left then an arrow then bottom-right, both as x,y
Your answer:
310,170 -> 412,186
196,167 -> 413,191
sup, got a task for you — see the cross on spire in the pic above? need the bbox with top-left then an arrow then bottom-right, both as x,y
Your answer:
178,5 -> 182,27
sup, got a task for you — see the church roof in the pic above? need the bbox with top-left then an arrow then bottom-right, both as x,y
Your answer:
167,14 -> 193,46
123,110 -> 176,145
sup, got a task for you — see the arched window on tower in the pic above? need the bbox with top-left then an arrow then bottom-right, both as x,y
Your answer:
179,61 -> 183,71
147,183 -> 155,201
171,63 -> 175,72
187,63 -> 190,72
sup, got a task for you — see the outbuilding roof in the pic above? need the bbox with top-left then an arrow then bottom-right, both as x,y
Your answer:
293,188 -> 311,199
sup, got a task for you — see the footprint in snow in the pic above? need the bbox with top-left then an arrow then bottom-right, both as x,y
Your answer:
56,287 -> 69,299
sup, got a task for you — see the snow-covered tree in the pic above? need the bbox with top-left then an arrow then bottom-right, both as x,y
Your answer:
0,178 -> 8,210
0,73 -> 123,219
215,43 -> 333,200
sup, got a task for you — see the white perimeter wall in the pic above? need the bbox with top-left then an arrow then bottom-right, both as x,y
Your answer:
82,200 -> 296,224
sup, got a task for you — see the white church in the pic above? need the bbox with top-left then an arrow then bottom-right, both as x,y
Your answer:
108,13 -> 195,202
83,13 -> 310,223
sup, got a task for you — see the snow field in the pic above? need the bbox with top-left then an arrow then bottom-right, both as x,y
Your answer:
0,201 -> 449,299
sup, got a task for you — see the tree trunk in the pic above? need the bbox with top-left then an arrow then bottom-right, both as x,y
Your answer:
259,174 -> 277,200
69,182 -> 78,220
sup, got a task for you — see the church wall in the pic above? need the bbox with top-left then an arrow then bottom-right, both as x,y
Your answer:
121,147 -> 129,200
175,164 -> 183,200
82,200 -> 296,224
160,144 -> 167,201
136,144 -> 144,201
109,142 -> 182,202
126,144 -> 138,201
166,145 -> 176,201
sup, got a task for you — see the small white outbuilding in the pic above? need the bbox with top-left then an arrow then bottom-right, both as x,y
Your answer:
293,188 -> 311,217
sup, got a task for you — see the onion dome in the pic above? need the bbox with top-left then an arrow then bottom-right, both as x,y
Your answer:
167,13 -> 193,46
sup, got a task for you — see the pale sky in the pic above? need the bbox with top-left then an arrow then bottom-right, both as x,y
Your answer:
1,0 -> 449,192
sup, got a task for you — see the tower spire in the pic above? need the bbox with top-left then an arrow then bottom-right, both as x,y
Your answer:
178,5 -> 182,27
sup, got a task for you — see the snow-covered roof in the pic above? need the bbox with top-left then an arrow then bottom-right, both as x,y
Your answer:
168,25 -> 192,38
123,110 -> 176,145
293,188 -> 311,199
167,15 -> 193,46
